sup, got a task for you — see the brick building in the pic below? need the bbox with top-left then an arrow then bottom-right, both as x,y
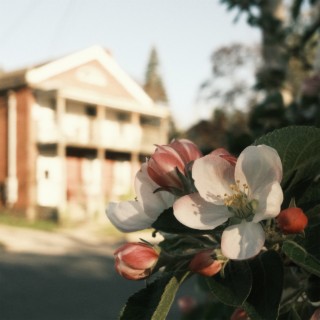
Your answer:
0,46 -> 170,221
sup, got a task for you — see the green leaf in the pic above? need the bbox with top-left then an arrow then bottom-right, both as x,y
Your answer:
278,308 -> 302,320
297,180 -> 320,212
304,207 -> 320,260
279,267 -> 305,315
253,126 -> 320,192
152,208 -> 214,235
119,272 -> 189,320
205,260 -> 252,306
282,240 -> 320,277
243,251 -> 284,320
306,205 -> 320,227
158,235 -> 218,256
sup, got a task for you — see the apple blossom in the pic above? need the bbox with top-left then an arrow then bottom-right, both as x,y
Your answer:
107,163 -> 176,232
189,249 -> 222,277
174,145 -> 283,260
276,207 -> 308,234
114,242 -> 159,280
147,139 -> 202,191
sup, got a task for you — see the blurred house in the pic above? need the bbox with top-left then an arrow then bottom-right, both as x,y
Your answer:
0,46 -> 170,221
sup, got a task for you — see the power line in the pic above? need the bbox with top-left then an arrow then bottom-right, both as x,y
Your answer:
0,0 -> 39,43
46,0 -> 74,54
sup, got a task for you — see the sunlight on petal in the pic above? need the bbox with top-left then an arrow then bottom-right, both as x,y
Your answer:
253,182 -> 283,222
173,193 -> 231,230
221,221 -> 265,260
107,201 -> 155,232
235,145 -> 283,196
135,163 -> 176,218
193,155 -> 235,204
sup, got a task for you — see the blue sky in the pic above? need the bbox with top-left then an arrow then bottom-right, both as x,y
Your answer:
0,0 -> 260,129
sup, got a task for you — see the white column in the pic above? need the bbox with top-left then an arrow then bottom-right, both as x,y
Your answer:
160,116 -> 169,144
56,94 -> 67,217
97,105 -> 106,219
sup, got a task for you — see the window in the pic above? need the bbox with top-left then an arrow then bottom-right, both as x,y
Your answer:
116,111 -> 130,122
140,116 -> 160,126
85,105 -> 96,117
106,109 -> 131,122
66,101 -> 97,116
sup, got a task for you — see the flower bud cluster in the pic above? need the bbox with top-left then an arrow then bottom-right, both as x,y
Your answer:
103,116 -> 320,320
109,138 -> 311,304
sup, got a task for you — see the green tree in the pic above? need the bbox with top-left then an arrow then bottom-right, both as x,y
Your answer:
220,0 -> 320,135
143,47 -> 168,104
183,109 -> 229,155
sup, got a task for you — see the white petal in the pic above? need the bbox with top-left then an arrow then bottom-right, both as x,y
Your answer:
253,182 -> 283,222
106,201 -> 155,232
235,145 -> 283,196
221,221 -> 265,260
135,163 -> 175,218
192,154 -> 235,204
173,193 -> 231,230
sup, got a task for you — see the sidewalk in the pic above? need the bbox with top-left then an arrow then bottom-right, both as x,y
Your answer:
0,223 -> 193,320
0,223 -> 142,320
0,222 -> 119,256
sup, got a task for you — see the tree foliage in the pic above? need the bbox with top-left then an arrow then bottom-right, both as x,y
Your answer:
199,43 -> 260,113
193,0 -> 320,156
220,0 -> 320,134
143,47 -> 168,104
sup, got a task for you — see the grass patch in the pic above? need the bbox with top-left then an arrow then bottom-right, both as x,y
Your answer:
0,213 -> 58,232
98,223 -> 125,239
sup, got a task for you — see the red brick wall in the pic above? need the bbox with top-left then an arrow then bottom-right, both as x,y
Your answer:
0,94 -> 8,206
15,88 -> 35,211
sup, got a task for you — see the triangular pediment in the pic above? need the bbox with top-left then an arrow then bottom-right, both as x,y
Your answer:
35,60 -> 139,102
26,46 -> 153,107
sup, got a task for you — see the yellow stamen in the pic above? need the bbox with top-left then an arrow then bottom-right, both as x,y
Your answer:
222,182 -> 254,220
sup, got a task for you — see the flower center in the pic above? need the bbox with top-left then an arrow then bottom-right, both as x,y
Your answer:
223,181 -> 257,221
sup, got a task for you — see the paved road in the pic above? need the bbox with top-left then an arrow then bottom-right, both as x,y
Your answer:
0,225 -> 193,320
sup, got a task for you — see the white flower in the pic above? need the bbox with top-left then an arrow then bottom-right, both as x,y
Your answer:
173,145 -> 283,260
107,163 -> 176,232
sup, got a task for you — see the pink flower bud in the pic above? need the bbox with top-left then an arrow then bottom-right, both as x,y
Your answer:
310,308 -> 320,320
189,249 -> 222,277
210,148 -> 237,166
114,242 -> 159,280
147,139 -> 202,190
230,308 -> 249,320
276,207 -> 308,234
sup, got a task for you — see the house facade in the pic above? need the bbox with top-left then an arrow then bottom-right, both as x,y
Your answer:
0,46 -> 170,221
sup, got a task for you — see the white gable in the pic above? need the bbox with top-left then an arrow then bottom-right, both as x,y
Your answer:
26,46 -> 154,107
